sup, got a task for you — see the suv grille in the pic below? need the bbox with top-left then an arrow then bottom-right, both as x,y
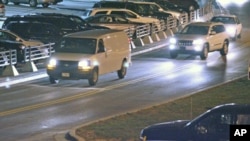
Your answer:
178,40 -> 193,46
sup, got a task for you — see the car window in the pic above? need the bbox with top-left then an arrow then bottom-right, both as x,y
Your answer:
95,11 -> 108,15
236,114 -> 250,125
0,31 -> 16,41
58,38 -> 97,54
211,17 -> 236,24
195,113 -> 233,134
110,11 -> 137,18
212,25 -> 225,33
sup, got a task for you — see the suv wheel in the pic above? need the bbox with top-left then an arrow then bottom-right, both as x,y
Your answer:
42,3 -> 49,8
29,0 -> 37,7
49,76 -> 59,84
2,0 -> 8,4
169,50 -> 178,59
232,31 -> 237,41
117,60 -> 127,79
220,41 -> 228,56
200,44 -> 209,60
88,67 -> 98,86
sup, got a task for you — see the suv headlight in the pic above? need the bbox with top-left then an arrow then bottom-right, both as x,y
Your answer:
78,60 -> 91,70
47,58 -> 57,69
193,39 -> 203,45
226,26 -> 236,36
193,39 -> 204,51
169,38 -> 177,44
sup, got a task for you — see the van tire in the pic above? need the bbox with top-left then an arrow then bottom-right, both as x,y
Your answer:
49,76 -> 59,84
29,0 -> 37,7
88,68 -> 98,86
117,60 -> 127,79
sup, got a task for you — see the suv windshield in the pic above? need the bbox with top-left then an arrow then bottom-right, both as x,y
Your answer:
211,17 -> 236,24
57,38 -> 97,54
180,25 -> 209,35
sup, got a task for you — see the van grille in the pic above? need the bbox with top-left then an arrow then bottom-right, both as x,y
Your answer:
57,60 -> 78,71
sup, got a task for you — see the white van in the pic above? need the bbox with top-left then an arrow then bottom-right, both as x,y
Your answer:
46,29 -> 131,86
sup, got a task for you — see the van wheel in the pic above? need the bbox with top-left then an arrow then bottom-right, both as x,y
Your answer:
169,50 -> 178,59
200,44 -> 209,60
220,41 -> 228,56
29,0 -> 37,7
49,76 -> 59,84
117,60 -> 127,79
88,68 -> 98,86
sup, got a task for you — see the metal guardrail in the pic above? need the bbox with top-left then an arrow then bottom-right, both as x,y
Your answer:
0,43 -> 55,68
0,50 -> 17,67
23,43 -> 55,62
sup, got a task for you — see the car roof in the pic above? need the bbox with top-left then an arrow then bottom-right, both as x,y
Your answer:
64,29 -> 125,39
188,22 -> 222,26
86,8 -> 136,12
213,14 -> 237,18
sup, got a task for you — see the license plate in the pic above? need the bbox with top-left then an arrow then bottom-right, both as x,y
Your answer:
62,72 -> 70,77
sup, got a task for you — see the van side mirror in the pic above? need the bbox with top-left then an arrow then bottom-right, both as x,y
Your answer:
210,31 -> 216,35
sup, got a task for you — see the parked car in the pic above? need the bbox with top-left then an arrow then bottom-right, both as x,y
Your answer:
81,8 -> 161,31
2,13 -> 109,44
140,103 -> 250,141
165,0 -> 200,12
47,29 -> 131,86
168,22 -> 230,60
0,0 -> 5,17
85,14 -> 143,38
1,0 -> 62,8
4,21 -> 63,45
144,0 -> 188,13
210,14 -> 242,41
0,29 -> 45,62
92,1 -> 181,20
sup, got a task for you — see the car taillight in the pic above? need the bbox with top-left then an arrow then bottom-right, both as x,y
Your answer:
0,5 -> 5,8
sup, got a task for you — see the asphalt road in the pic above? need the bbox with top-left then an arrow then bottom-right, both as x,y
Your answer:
0,1 -> 250,141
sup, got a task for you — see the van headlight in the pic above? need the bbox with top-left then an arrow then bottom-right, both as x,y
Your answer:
47,58 -> 57,69
78,60 -> 91,70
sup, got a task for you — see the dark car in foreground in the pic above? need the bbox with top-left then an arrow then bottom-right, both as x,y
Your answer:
140,103 -> 250,141
1,0 -> 63,8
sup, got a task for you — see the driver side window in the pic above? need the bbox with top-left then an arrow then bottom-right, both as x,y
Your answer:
196,113 -> 233,134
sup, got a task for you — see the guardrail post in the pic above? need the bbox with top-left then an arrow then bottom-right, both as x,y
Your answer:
22,46 -> 38,72
2,50 -> 19,77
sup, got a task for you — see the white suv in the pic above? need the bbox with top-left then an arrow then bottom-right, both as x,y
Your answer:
169,22 -> 230,60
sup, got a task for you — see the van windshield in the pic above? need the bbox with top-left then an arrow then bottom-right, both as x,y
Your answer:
57,38 -> 97,54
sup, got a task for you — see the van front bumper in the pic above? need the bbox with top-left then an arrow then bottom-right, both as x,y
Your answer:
47,68 -> 92,80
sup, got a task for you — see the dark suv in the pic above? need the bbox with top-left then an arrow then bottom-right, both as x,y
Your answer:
164,0 -> 199,12
93,1 -> 174,20
2,13 -> 109,44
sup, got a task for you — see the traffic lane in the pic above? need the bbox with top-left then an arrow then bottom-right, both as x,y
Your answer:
0,40 -> 249,141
